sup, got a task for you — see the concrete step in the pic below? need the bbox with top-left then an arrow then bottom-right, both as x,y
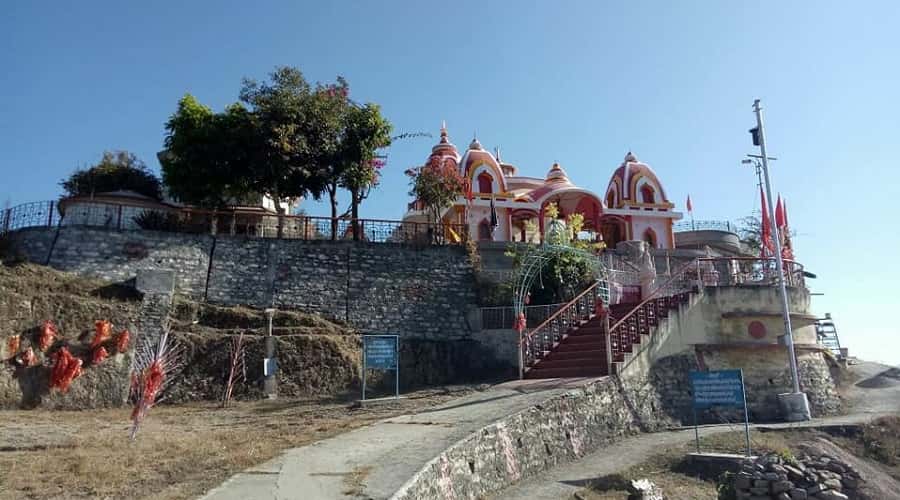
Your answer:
524,366 -> 608,379
556,341 -> 607,352
532,357 -> 606,370
564,335 -> 608,344
544,349 -> 607,361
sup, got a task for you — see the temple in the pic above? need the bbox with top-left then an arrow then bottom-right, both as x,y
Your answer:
403,124 -> 682,249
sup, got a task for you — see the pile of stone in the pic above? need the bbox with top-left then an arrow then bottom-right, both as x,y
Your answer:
732,452 -> 862,499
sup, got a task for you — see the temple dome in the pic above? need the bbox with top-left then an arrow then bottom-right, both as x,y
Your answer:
545,162 -> 570,183
605,152 -> 669,207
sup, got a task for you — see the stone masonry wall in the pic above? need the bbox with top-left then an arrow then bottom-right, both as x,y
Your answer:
391,369 -> 677,500
10,227 -> 478,340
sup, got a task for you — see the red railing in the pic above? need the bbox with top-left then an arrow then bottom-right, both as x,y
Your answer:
0,200 -> 469,246
608,259 -> 700,371
518,281 -> 605,378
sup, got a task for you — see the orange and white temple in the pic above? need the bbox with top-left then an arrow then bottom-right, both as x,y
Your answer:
403,124 -> 682,248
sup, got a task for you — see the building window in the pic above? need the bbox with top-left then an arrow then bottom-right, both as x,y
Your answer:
477,172 -> 494,194
478,219 -> 492,241
640,185 -> 655,204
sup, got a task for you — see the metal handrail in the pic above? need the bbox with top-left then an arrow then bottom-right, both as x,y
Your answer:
608,258 -> 699,333
696,256 -> 806,288
610,259 -> 700,373
518,280 -> 604,378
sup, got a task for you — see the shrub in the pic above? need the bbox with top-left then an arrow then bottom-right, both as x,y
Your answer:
61,151 -> 162,200
133,210 -> 183,231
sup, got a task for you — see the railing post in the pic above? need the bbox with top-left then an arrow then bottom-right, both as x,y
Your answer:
116,205 -> 123,230
2,207 -> 10,233
518,332 -> 524,380
47,201 -> 55,227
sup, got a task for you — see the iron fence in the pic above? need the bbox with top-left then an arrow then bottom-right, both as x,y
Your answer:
0,199 -> 469,246
479,302 -> 566,330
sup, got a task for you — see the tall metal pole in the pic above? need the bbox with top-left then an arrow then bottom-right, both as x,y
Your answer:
753,99 -> 801,395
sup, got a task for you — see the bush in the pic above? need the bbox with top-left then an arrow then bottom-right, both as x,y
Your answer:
61,151 -> 162,200
133,210 -> 183,231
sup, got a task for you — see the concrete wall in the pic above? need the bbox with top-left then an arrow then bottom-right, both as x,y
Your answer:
9,226 -> 478,341
618,287 -> 840,421
650,285 -> 817,360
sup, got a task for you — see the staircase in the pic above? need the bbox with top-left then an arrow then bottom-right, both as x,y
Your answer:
815,314 -> 843,359
521,261 -> 699,380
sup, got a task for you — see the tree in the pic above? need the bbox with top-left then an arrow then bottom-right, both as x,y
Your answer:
161,95 -> 255,209
337,103 -> 392,240
61,151 -> 161,200
239,67 -> 333,236
737,212 -> 763,255
407,156 -> 466,225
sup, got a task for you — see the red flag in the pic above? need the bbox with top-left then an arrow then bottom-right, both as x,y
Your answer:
775,195 -> 785,229
686,195 -> 693,212
760,186 -> 773,259
465,179 -> 474,203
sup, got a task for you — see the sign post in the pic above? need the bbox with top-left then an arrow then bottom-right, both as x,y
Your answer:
690,369 -> 752,456
362,335 -> 400,401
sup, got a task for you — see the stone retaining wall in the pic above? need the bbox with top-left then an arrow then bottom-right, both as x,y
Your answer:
391,369 -> 677,500
9,227 -> 477,340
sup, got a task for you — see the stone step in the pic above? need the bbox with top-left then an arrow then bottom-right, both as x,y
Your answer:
532,357 -> 606,370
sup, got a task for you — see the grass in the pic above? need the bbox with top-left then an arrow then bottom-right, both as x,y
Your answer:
0,386 -> 477,500
828,415 -> 900,481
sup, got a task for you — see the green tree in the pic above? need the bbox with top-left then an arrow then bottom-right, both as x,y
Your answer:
61,150 -> 161,200
407,156 -> 466,224
239,67 -> 333,236
337,103 -> 392,240
161,95 -> 255,209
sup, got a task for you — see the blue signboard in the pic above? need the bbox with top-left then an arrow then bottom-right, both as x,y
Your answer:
364,335 -> 398,370
690,369 -> 746,409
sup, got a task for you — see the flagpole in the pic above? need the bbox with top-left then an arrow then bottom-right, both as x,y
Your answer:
753,99 -> 809,420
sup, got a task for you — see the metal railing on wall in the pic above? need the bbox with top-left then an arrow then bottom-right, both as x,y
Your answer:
479,302 -> 566,330
673,220 -> 737,233
0,199 -> 469,246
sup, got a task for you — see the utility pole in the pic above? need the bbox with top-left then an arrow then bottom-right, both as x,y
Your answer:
751,99 -> 810,421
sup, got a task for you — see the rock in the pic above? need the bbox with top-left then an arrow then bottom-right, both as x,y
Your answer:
764,472 -> 781,481
840,476 -> 858,489
825,462 -> 845,474
807,484 -> 825,495
823,478 -> 842,491
735,475 -> 753,489
773,480 -> 793,494
755,479 -> 771,488
627,478 -> 664,500
785,465 -> 805,481
790,488 -> 808,499
777,493 -> 792,500
750,487 -> 770,495
814,490 -> 849,500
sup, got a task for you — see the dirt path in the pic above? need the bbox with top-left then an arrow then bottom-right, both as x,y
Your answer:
495,360 -> 900,500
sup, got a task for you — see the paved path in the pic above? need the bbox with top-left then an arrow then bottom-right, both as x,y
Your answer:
201,377 -> 599,500
496,360 -> 900,500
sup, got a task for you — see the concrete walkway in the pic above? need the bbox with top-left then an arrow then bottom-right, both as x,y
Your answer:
201,377 -> 599,500
496,360 -> 900,500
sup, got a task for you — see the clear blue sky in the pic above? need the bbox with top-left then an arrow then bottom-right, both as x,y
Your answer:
3,2 -> 898,365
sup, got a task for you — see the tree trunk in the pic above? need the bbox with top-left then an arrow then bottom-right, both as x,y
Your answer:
328,183 -> 338,241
